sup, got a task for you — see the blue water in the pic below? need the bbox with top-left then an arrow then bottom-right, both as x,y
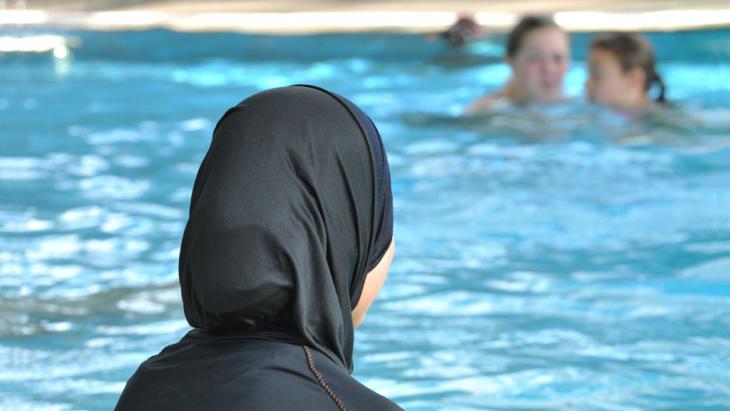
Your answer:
2,28 -> 730,410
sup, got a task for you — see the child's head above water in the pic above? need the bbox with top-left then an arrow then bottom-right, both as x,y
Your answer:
587,32 -> 666,109
505,15 -> 570,103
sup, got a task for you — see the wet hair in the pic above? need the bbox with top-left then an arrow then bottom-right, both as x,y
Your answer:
590,32 -> 667,103
506,15 -> 562,57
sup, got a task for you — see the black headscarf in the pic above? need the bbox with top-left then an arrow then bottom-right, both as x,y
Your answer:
178,85 -> 393,372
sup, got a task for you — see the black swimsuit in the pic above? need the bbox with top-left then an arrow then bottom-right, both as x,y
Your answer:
115,330 -> 402,411
115,86 -> 399,410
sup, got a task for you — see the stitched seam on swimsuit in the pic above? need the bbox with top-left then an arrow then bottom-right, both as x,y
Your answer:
302,345 -> 348,411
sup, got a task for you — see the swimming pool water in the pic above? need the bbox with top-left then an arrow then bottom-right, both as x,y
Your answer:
2,28 -> 730,410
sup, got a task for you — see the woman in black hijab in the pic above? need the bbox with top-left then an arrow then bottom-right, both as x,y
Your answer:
115,85 -> 400,411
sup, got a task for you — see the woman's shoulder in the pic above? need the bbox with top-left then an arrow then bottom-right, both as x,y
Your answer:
464,91 -> 511,116
116,336 -> 403,411
304,346 -> 405,411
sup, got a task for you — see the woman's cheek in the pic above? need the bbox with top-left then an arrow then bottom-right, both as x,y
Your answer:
596,84 -> 616,105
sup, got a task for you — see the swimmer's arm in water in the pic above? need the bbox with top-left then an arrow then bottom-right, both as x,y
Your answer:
464,78 -> 516,116
464,92 -> 503,116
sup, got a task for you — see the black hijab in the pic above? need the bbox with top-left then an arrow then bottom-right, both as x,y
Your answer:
178,85 -> 393,372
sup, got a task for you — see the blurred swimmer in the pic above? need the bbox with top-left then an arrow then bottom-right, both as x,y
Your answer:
440,15 -> 488,47
586,32 -> 667,111
465,15 -> 570,114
